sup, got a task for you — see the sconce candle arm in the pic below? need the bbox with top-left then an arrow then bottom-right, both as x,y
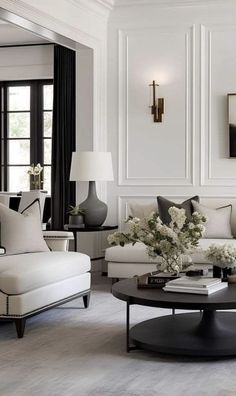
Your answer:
149,80 -> 164,123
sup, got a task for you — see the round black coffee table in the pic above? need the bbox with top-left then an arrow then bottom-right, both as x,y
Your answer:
112,278 -> 236,357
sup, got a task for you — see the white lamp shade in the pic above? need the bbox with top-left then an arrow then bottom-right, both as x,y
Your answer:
70,151 -> 114,181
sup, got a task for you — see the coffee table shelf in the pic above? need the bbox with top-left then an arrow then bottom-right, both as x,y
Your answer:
112,278 -> 236,357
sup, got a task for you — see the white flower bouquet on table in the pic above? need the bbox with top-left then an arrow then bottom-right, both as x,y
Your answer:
108,207 -> 207,273
206,244 -> 236,269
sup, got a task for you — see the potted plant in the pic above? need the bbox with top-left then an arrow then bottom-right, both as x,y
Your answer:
68,205 -> 85,227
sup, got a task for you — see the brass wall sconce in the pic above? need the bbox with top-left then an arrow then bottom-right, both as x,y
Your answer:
149,80 -> 164,122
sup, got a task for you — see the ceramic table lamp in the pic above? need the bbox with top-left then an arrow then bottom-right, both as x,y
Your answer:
70,151 -> 114,226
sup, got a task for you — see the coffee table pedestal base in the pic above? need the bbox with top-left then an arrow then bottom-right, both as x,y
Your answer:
130,311 -> 236,357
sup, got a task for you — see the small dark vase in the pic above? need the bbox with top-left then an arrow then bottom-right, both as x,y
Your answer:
213,265 -> 232,281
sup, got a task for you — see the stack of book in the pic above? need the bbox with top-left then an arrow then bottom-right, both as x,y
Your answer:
163,276 -> 228,295
137,271 -> 180,288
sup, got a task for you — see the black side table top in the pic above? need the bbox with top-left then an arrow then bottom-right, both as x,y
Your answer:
65,225 -> 118,232
112,278 -> 236,311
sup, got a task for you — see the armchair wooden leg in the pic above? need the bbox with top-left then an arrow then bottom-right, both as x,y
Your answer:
83,292 -> 91,308
14,319 -> 26,338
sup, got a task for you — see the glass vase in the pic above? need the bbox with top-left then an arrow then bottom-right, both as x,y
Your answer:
160,256 -> 183,274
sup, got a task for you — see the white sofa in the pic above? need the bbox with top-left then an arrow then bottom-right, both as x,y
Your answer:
0,231 -> 91,338
105,198 -> 236,281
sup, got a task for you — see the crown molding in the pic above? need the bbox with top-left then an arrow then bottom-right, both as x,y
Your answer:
96,0 -> 115,9
114,0 -> 236,8
67,0 -> 114,18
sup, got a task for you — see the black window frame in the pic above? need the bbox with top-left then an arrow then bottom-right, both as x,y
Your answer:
0,79 -> 53,191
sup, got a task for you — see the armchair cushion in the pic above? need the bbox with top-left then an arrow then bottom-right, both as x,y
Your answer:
0,251 -> 90,294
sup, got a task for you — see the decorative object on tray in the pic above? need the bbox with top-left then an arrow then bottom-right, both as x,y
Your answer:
206,243 -> 236,280
67,204 -> 85,227
27,163 -> 44,190
108,206 -> 206,273
163,276 -> 228,295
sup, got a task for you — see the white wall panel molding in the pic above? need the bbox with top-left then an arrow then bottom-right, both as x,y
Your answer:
200,23 -> 236,187
118,25 -> 195,187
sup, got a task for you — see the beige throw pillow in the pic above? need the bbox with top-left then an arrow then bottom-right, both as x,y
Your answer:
191,201 -> 233,239
0,199 -> 49,255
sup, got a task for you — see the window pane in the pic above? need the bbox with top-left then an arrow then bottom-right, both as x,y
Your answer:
43,139 -> 52,165
43,166 -> 51,194
43,112 -> 52,137
9,140 -> 30,164
43,85 -> 53,110
9,166 -> 29,192
1,140 -> 3,165
8,113 -> 30,138
8,86 -> 30,111
1,87 -> 3,112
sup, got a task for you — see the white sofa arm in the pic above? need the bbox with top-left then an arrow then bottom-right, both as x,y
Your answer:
43,231 -> 74,252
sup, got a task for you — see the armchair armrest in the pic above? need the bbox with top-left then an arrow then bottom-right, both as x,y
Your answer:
0,246 -> 6,255
43,231 -> 74,252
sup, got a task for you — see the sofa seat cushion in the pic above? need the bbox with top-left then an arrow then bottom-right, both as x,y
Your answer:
105,239 -> 236,265
106,243 -> 161,263
0,252 -> 91,295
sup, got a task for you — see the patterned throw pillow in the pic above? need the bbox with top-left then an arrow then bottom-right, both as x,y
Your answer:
0,199 -> 49,255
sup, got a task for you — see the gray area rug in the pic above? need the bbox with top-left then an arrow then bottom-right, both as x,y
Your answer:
1,275 -> 236,396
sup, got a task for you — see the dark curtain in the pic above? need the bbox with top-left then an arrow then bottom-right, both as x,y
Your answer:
51,45 -> 76,230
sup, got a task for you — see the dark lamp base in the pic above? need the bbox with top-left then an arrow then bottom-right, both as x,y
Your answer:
79,181 -> 108,227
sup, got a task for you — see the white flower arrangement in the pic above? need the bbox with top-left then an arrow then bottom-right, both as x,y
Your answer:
206,244 -> 236,268
27,163 -> 43,190
108,207 -> 207,273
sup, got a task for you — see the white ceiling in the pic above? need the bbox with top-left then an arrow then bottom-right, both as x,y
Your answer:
0,20 -> 50,46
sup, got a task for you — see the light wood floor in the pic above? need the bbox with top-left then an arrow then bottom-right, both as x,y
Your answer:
0,274 -> 236,396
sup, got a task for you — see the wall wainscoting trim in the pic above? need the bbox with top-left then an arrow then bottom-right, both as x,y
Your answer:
200,23 -> 236,187
118,26 -> 195,187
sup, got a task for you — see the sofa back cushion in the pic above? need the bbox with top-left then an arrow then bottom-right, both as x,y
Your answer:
127,197 -> 236,237
128,202 -> 158,219
0,199 -> 49,255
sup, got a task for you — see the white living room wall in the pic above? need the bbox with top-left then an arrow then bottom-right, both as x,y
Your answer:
106,1 -> 236,227
0,45 -> 53,80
